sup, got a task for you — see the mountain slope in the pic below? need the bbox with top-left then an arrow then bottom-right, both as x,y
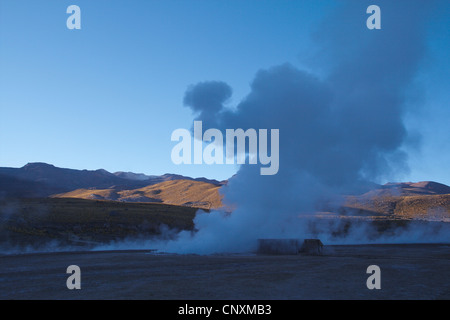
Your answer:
52,179 -> 223,209
0,163 -> 224,198
361,181 -> 450,198
0,163 -> 137,193
344,181 -> 450,221
0,174 -> 57,198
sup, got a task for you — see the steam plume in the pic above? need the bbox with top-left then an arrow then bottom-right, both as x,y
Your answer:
160,0 -> 446,253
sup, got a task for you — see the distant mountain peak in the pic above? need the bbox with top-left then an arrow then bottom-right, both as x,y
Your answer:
410,181 -> 448,189
95,169 -> 113,176
373,180 -> 450,196
22,162 -> 56,169
113,171 -> 152,181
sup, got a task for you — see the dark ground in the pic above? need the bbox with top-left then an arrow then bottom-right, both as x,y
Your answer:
0,244 -> 449,300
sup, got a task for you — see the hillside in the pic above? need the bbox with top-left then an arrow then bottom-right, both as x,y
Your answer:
359,181 -> 450,198
0,174 -> 56,198
341,181 -> 450,222
344,194 -> 450,221
52,179 -> 223,210
1,179 -> 449,251
0,163 -> 134,193
0,163 -> 224,198
0,198 -> 197,249
52,178 -> 450,220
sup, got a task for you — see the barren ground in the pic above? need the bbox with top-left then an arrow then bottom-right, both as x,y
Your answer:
0,244 -> 449,300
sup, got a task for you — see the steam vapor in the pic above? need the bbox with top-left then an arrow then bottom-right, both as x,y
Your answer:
155,0 -> 449,253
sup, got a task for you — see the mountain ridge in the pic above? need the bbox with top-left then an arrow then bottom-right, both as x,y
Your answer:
0,162 -> 225,198
1,163 -> 450,217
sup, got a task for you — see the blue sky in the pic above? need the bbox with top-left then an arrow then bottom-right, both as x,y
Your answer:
0,0 -> 449,184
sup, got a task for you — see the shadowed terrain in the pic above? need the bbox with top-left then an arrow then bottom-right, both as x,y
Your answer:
0,198 -> 197,251
0,163 -> 223,198
0,244 -> 448,299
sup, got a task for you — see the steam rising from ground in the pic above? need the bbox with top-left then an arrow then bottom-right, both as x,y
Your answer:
152,0 -> 449,253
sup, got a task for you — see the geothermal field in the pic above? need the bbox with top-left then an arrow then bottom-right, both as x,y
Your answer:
1,0 -> 450,302
0,183 -> 449,300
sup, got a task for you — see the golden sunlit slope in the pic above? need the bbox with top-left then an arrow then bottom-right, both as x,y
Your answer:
52,188 -> 120,200
51,179 -> 449,220
52,179 -> 222,209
